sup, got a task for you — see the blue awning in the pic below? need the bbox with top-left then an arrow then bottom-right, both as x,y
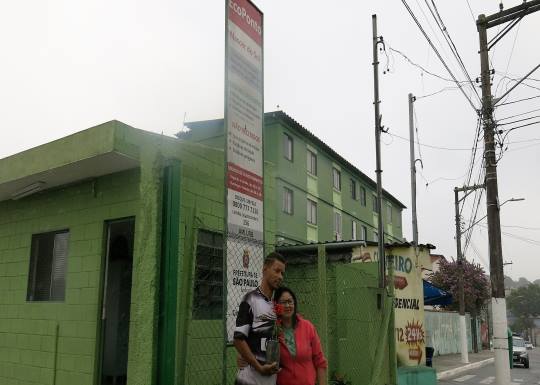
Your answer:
423,279 -> 453,306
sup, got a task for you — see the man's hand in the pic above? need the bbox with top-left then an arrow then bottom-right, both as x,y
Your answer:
256,362 -> 279,376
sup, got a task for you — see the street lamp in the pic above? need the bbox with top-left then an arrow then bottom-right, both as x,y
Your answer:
461,197 -> 525,234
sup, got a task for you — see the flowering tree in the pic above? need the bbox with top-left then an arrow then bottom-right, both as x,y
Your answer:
429,259 -> 491,314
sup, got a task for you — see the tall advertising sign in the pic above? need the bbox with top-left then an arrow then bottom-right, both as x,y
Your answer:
225,0 -> 264,342
352,245 -> 428,366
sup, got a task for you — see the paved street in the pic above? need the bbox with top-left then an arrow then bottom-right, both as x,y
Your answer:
439,348 -> 540,385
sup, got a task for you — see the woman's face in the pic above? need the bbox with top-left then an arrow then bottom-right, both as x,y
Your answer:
278,291 -> 295,320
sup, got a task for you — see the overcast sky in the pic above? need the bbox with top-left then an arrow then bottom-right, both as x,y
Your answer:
2,1 -> 539,281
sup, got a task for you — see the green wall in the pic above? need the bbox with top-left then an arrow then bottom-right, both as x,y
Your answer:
0,169 -> 140,385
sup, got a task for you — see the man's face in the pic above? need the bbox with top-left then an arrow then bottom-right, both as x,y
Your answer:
263,259 -> 285,290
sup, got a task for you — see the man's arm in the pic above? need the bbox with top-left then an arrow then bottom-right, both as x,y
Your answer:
233,339 -> 277,376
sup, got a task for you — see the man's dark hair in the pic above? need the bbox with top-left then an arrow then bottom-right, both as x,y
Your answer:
264,251 -> 286,267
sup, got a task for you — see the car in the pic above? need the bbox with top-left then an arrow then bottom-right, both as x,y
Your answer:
525,341 -> 534,350
513,337 -> 530,368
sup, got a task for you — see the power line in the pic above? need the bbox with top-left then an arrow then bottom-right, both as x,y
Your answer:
497,94 -> 540,106
389,47 -> 467,83
400,0 -> 479,113
497,107 -> 540,121
388,132 -> 473,151
426,0 -> 482,103
416,86 -> 460,99
465,0 -> 476,23
497,115 -> 540,126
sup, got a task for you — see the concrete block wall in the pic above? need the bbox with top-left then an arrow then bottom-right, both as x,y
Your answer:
0,169 -> 140,385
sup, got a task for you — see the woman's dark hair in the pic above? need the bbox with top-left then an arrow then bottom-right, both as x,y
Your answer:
274,286 -> 298,328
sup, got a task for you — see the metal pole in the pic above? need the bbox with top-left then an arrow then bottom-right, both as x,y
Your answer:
372,14 -> 386,301
409,93 -> 418,247
454,187 -> 469,364
477,14 -> 510,385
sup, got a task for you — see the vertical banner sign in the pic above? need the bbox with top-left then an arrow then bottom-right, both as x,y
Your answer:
225,0 -> 264,342
352,245 -> 427,366
391,247 -> 426,367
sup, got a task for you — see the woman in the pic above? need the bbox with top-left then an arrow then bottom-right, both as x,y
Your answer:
274,286 -> 327,385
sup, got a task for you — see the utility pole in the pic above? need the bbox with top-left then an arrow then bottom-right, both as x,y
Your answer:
476,2 -> 540,384
454,184 -> 484,364
372,14 -> 386,305
409,93 -> 418,248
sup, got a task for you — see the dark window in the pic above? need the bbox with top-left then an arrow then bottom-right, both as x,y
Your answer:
360,187 -> 367,206
387,204 -> 393,223
283,133 -> 293,161
361,225 -> 367,240
193,230 -> 223,320
307,150 -> 317,175
307,199 -> 317,225
372,195 -> 379,212
27,230 -> 69,301
350,179 -> 358,200
283,187 -> 293,215
332,168 -> 341,191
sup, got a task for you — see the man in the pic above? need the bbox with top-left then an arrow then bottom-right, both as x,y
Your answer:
234,251 -> 286,385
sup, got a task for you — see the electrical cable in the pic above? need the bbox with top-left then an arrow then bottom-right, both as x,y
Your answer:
389,47 -> 467,83
400,0 -> 480,113
497,94 -> 540,106
497,107 -> 540,121
427,0 -> 482,103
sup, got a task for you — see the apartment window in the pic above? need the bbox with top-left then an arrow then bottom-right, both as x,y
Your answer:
374,231 -> 379,243
361,225 -> 367,241
27,230 -> 69,302
332,168 -> 341,191
282,187 -> 293,215
372,195 -> 379,212
387,204 -> 393,223
193,230 -> 223,320
360,187 -> 367,206
307,199 -> 317,225
334,212 -> 342,240
307,150 -> 317,175
350,179 -> 358,200
352,220 -> 358,240
283,133 -> 293,161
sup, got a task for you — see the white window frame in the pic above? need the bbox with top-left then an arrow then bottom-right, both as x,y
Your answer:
334,212 -> 342,240
352,220 -> 358,240
307,150 -> 317,175
332,168 -> 341,191
307,199 -> 317,225
282,187 -> 293,215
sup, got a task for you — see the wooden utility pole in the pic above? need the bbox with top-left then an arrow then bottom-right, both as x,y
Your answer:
476,2 -> 540,384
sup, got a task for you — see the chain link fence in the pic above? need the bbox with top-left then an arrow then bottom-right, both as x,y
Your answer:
183,232 -> 393,385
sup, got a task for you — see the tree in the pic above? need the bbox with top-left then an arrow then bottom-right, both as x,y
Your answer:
429,259 -> 491,314
507,283 -> 540,335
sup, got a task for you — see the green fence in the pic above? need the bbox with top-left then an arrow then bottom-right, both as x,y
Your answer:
180,238 -> 395,385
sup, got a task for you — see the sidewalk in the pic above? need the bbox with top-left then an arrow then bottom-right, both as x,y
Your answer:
432,350 -> 495,380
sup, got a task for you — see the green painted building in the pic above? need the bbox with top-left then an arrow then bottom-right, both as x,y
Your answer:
0,113 -> 406,385
180,110 -> 405,246
0,121 -> 245,385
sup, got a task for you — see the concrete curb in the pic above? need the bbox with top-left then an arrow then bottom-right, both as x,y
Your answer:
436,357 -> 495,380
